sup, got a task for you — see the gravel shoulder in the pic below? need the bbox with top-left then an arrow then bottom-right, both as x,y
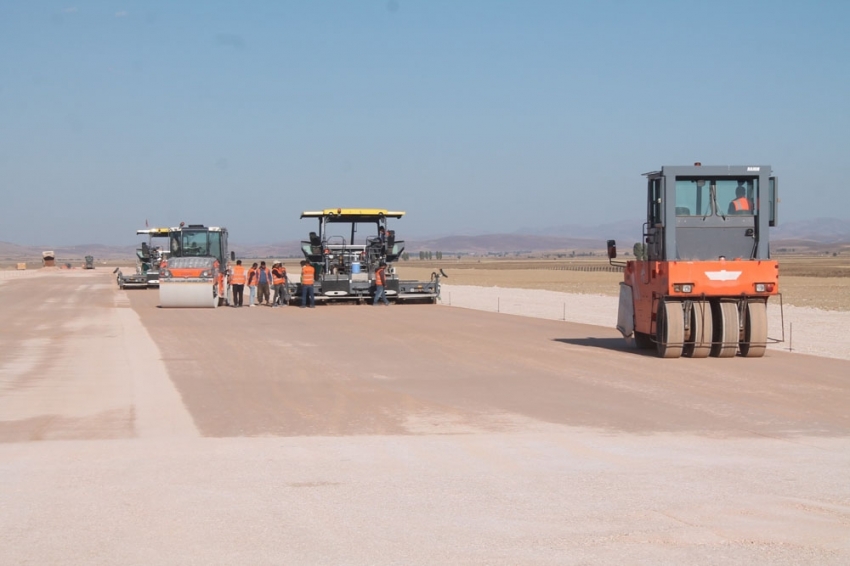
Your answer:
439,284 -> 850,361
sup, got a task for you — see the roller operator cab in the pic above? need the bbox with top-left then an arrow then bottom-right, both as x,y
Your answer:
608,165 -> 781,358
299,208 -> 441,304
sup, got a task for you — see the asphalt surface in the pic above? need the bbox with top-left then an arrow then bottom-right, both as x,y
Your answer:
2,270 -> 849,564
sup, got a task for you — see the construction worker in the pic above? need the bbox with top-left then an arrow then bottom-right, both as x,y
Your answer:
728,183 -> 753,215
373,260 -> 390,306
217,271 -> 227,307
247,262 -> 259,306
377,226 -> 387,254
300,260 -> 315,308
229,259 -> 246,307
257,260 -> 272,306
271,262 -> 289,307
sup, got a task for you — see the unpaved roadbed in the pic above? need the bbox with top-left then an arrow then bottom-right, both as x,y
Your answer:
1,270 -> 849,564
3,432 -> 849,565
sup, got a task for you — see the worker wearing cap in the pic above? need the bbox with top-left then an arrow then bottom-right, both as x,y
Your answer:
256,261 -> 273,306
373,261 -> 390,306
229,260 -> 246,307
271,262 -> 290,307
300,260 -> 315,308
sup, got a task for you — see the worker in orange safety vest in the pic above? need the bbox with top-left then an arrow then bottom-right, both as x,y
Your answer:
300,260 -> 315,308
728,184 -> 753,214
271,262 -> 290,307
373,260 -> 390,306
216,260 -> 228,306
229,260 -> 246,307
246,262 -> 259,306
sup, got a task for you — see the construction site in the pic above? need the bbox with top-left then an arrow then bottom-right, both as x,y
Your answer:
2,168 -> 850,564
8,0 -> 850,558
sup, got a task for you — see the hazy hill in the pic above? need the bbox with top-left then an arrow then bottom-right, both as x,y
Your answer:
1,218 -> 847,261
770,218 -> 850,244
0,242 -> 137,262
404,234 -> 607,254
516,220 -> 640,243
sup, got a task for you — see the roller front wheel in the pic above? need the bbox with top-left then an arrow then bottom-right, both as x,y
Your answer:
656,300 -> 684,359
739,301 -> 768,358
710,301 -> 739,358
684,301 -> 712,358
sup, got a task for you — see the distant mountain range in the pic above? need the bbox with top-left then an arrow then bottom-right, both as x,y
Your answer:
769,217 -> 850,244
406,217 -> 850,253
515,220 -> 641,243
0,242 -> 141,262
1,218 -> 847,262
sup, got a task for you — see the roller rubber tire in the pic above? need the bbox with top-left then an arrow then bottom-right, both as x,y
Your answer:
739,301 -> 768,358
684,301 -> 712,358
710,301 -> 739,358
656,300 -> 684,359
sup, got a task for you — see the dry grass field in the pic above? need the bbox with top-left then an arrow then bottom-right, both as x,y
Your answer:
398,256 -> 850,312
4,255 -> 848,311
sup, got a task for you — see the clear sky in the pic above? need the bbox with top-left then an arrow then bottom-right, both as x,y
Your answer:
1,0 -> 848,245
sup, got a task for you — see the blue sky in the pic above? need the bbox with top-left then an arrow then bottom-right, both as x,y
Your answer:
1,0 -> 848,245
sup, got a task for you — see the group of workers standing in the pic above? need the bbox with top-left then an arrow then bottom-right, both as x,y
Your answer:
227,260 -> 296,307
226,258 -> 389,308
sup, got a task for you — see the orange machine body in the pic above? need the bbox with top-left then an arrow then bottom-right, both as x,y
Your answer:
625,259 -> 778,337
160,258 -> 220,280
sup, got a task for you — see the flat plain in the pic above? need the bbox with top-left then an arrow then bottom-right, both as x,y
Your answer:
398,255 -> 850,311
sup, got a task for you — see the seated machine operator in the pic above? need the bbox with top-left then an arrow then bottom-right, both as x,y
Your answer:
369,227 -> 387,254
728,183 -> 753,215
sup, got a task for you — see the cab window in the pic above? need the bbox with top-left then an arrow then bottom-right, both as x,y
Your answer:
181,231 -> 209,256
675,177 -> 758,217
718,179 -> 757,216
649,178 -> 662,225
675,179 -> 711,216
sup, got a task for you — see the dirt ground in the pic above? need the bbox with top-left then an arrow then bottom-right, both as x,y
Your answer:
1,269 -> 850,564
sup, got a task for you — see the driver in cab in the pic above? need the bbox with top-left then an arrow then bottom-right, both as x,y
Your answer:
728,183 -> 753,215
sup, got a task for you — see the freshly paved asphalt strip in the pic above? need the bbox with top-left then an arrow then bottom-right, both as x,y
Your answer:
1,269 -> 849,564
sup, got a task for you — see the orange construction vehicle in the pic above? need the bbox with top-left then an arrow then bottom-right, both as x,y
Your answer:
158,223 -> 233,308
608,164 -> 781,358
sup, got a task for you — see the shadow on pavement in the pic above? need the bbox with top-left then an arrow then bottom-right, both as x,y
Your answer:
553,337 -> 657,356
